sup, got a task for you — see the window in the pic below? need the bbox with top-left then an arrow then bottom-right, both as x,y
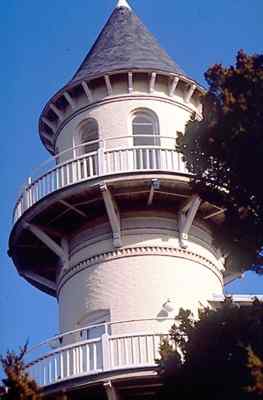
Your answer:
77,118 -> 99,155
132,110 -> 160,169
132,111 -> 160,146
77,310 -> 111,340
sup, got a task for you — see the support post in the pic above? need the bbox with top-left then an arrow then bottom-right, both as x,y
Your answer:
101,333 -> 110,371
100,184 -> 122,247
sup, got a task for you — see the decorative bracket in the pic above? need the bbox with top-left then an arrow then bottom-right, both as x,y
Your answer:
147,178 -> 160,206
21,271 -> 56,292
178,195 -> 201,248
104,381 -> 119,400
23,222 -> 68,263
100,184 -> 122,248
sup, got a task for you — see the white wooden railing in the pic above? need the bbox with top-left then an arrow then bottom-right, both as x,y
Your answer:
25,319 -> 172,387
13,136 -> 188,223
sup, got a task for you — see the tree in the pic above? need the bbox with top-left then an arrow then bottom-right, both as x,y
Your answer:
0,344 -> 40,400
177,50 -> 263,274
158,298 -> 263,400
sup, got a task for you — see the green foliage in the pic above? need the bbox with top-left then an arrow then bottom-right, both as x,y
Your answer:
158,299 -> 263,399
177,50 -> 263,273
0,344 -> 40,400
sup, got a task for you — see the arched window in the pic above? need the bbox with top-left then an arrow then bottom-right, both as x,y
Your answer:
132,111 -> 160,146
77,118 -> 99,155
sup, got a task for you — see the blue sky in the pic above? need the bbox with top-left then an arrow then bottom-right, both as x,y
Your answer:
0,0 -> 263,359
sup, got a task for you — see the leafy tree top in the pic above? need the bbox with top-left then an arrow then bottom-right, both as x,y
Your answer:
0,344 -> 40,400
177,50 -> 263,273
158,298 -> 263,400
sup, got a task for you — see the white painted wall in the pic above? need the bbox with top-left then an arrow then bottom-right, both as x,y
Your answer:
58,214 -> 224,336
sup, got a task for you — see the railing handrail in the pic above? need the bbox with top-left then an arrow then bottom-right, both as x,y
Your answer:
26,317 -> 175,355
30,135 -> 178,179
26,330 -> 169,367
13,139 -> 187,223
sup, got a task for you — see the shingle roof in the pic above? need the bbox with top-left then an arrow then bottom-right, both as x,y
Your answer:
69,5 -> 184,85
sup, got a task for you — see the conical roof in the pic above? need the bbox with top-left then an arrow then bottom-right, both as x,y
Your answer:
69,4 -> 184,85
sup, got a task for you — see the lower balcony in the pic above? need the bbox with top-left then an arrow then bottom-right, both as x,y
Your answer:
13,136 -> 187,223
26,319 -> 171,389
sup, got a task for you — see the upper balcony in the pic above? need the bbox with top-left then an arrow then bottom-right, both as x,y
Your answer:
13,135 -> 188,224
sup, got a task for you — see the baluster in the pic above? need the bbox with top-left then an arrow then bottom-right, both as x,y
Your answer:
66,350 -> 70,378
42,363 -> 45,387
130,337 -> 135,365
138,336 -> 142,364
89,156 -> 93,177
93,343 -> 97,370
116,339 -> 120,367
86,343 -> 90,372
140,149 -> 144,169
73,348 -> 76,376
54,356 -> 58,382
72,161 -> 77,183
145,335 -> 149,364
113,151 -> 117,173
124,337 -> 129,365
61,166 -> 65,187
146,149 -> 150,169
83,158 -> 88,179
119,150 -> 123,171
79,346 -> 83,374
48,358 -> 52,385
77,160 -> 82,181
56,167 -> 60,189
60,351 -> 64,380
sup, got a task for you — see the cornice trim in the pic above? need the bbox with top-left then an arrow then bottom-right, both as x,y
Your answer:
57,245 -> 223,295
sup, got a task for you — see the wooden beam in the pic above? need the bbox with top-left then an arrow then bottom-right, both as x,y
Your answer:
185,84 -> 196,103
21,271 -> 56,292
100,184 -> 122,247
50,103 -> 64,121
59,200 -> 88,218
149,72 -> 157,93
169,76 -> 179,96
203,208 -> 226,220
178,195 -> 201,248
128,72 -> 133,93
104,75 -> 113,96
40,130 -> 52,142
41,117 -> 56,133
23,222 -> 66,261
63,91 -> 75,109
81,81 -> 93,102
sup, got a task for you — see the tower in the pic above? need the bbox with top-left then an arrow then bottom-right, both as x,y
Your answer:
8,1 -> 232,398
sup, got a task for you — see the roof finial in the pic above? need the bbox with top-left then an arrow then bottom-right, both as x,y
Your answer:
116,0 -> 131,10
